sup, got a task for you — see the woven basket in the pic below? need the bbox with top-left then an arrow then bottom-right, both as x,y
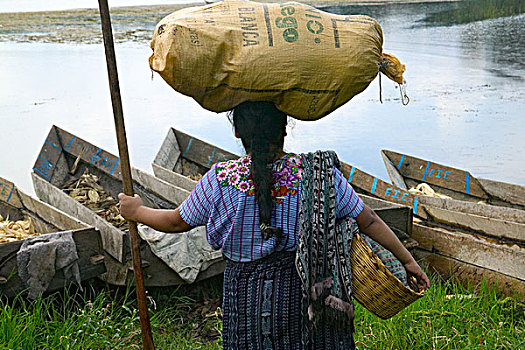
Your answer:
350,233 -> 425,319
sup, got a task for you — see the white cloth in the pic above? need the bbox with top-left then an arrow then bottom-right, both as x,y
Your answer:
137,224 -> 222,283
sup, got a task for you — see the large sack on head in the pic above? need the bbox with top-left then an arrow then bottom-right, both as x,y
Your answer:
150,0 -> 404,120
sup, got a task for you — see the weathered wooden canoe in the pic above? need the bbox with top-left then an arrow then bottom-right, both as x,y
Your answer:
153,128 -> 415,245
153,128 -> 524,295
152,127 -> 237,192
411,222 -> 524,296
0,176 -> 105,297
381,149 -> 525,210
337,160 -> 525,245
32,125 -> 224,286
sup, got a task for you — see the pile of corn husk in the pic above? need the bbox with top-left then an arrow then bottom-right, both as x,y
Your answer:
0,214 -> 41,243
181,159 -> 203,182
408,183 -> 452,199
62,170 -> 127,230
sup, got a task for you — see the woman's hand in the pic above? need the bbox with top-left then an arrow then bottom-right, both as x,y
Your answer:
404,260 -> 430,291
118,193 -> 193,233
118,193 -> 143,222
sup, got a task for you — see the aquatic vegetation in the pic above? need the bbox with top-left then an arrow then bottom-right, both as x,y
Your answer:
0,5 -> 185,44
423,0 -> 525,25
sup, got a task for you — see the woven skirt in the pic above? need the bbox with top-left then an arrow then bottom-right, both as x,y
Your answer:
222,251 -> 355,350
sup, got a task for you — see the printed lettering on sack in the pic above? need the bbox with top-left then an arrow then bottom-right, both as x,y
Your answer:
307,96 -> 320,115
238,7 -> 259,46
275,4 -> 298,43
304,8 -> 324,44
184,18 -> 202,46
202,6 -> 217,26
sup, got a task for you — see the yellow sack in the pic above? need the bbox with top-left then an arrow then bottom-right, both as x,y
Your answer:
150,0 -> 404,120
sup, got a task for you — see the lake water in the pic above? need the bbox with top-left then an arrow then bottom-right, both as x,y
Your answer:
1,2 -> 524,196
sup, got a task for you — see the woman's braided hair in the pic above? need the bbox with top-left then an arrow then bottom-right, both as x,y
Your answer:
230,101 -> 287,244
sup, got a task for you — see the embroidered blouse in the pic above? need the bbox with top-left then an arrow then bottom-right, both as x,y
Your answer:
178,153 -> 364,262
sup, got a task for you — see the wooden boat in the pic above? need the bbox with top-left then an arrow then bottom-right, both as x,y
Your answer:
333,159 -> 525,245
153,128 -> 415,245
378,150 -> 525,295
32,125 -> 224,287
0,176 -> 105,297
153,128 -> 524,296
381,149 -> 525,210
342,154 -> 524,294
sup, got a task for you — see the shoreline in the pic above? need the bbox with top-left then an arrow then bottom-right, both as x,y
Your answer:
1,0 -> 459,15
0,0 -> 458,44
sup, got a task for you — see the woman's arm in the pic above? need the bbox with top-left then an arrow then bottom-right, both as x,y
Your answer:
355,204 -> 430,289
118,193 -> 193,233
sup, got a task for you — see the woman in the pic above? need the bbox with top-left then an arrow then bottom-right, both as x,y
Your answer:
119,101 -> 429,349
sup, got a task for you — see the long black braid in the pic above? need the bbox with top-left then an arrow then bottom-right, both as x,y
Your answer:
230,101 -> 287,244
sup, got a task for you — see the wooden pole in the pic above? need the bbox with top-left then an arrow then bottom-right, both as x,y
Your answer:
97,1 -> 155,349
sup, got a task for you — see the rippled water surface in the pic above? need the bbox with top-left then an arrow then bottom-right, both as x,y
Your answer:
1,2 -> 524,194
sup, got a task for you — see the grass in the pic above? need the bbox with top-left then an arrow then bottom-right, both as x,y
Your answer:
354,275 -> 524,349
423,0 -> 525,25
0,278 -> 223,350
0,274 -> 523,349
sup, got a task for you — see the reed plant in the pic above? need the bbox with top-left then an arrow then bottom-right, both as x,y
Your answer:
0,273 -> 522,349
423,0 -> 524,25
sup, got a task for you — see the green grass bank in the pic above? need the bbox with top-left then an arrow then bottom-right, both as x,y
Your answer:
0,273 -> 523,349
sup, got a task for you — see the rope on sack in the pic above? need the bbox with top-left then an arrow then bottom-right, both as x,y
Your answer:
399,80 -> 410,105
379,53 -> 410,106
378,71 -> 383,104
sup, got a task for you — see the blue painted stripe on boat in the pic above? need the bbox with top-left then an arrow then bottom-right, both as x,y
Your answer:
33,167 -> 51,180
45,140 -> 61,151
421,161 -> 431,181
64,136 -> 76,151
413,197 -> 418,215
371,178 -> 378,194
6,184 -> 14,204
110,158 -> 120,175
347,167 -> 355,183
182,138 -> 193,158
206,147 -> 217,168
397,154 -> 405,169
38,156 -> 55,167
90,149 -> 101,164
465,172 -> 470,194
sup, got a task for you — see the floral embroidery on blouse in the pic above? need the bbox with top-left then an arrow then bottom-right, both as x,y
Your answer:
215,153 -> 303,203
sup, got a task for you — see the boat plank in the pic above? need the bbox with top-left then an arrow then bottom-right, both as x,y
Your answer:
414,249 -> 524,297
412,223 -> 524,281
173,129 -> 237,171
382,150 -> 488,200
152,163 -> 196,192
17,188 -> 86,232
361,194 -> 413,238
381,150 -> 408,189
339,162 -> 425,218
418,196 -> 525,224
58,127 -> 123,180
478,178 -> 525,208
0,227 -> 105,298
423,206 -> 525,243
0,177 -> 22,209
152,128 -> 181,174
131,168 -> 190,206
